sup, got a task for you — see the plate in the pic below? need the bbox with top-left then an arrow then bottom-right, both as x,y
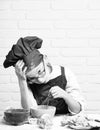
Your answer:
68,125 -> 92,130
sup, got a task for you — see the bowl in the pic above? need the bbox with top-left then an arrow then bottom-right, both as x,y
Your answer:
30,105 -> 56,118
4,108 -> 30,125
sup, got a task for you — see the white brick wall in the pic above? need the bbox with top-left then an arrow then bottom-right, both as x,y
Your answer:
0,0 -> 100,115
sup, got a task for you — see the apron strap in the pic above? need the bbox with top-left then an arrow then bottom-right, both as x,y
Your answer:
61,66 -> 65,76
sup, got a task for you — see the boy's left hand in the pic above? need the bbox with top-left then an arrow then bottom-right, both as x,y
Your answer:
49,86 -> 66,99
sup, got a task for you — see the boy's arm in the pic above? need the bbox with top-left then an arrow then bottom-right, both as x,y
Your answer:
15,60 -> 37,110
64,67 -> 85,114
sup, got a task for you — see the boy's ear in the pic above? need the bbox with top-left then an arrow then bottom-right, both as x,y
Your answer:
43,55 -> 52,69
43,55 -> 49,64
43,55 -> 47,62
43,54 -> 47,59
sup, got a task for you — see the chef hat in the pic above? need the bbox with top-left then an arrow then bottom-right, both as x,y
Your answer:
3,36 -> 43,70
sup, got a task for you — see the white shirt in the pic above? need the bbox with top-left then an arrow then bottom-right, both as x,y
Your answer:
64,67 -> 85,114
50,65 -> 85,115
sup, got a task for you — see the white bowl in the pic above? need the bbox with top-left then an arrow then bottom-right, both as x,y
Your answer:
30,105 -> 56,118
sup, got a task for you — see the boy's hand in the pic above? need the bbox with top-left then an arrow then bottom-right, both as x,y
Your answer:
49,86 -> 66,99
15,60 -> 27,80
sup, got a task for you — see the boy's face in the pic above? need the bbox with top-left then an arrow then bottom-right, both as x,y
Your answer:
26,61 -> 46,84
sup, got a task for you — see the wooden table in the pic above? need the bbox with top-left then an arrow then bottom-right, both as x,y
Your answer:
0,114 -> 100,130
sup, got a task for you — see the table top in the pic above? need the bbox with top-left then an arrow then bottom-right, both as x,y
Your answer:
0,115 -> 67,130
0,114 -> 100,130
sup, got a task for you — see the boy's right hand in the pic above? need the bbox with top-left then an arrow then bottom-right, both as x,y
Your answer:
15,60 -> 27,80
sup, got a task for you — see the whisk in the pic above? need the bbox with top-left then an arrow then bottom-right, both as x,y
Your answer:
42,92 -> 53,106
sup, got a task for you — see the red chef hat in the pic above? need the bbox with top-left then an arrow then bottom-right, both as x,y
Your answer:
3,36 -> 43,70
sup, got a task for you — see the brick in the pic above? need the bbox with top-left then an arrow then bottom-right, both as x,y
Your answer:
41,48 -> 59,57
0,29 -> 66,39
40,39 -> 51,48
75,75 -> 87,84
19,20 -> 53,29
10,75 -> 18,83
27,10 -> 100,20
0,57 -> 5,66
81,83 -> 100,92
12,1 -> 50,10
69,66 -> 88,75
61,48 -> 99,57
54,20 -> 90,29
63,10 -> 100,20
0,10 -> 25,20
0,111 -> 3,116
0,20 -> 17,29
10,84 -> 20,92
69,65 -> 100,75
52,0 -> 88,10
89,0 -> 100,9
78,74 -> 100,84
85,110 -> 100,114
51,39 -> 89,48
0,101 -> 12,110
87,10 -> 100,19
90,20 -> 100,29
87,57 -> 100,65
83,92 -> 100,101
86,75 -> 100,84
48,57 -> 85,67
0,101 -> 21,111
89,39 -> 100,47
0,66 -> 15,75
0,38 -> 16,48
55,57 -> 86,66
86,101 -> 100,110
38,30 -> 66,38
10,101 -> 21,108
0,1 -> 11,10
86,66 -> 100,74
27,10 -> 66,20
0,83 -> 19,92
47,57 -> 62,65
0,48 -> 11,56
0,75 -> 10,84
67,29 -> 100,38
0,29 -> 19,39
11,92 -> 20,101
0,92 -> 11,101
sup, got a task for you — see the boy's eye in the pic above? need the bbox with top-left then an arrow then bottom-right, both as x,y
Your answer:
38,68 -> 44,75
38,70 -> 42,75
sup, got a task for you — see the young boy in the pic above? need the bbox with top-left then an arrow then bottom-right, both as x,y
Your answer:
3,36 -> 85,115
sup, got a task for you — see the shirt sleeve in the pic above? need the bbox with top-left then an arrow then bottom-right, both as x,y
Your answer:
64,67 -> 86,115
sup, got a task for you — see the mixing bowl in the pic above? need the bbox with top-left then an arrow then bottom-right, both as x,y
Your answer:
4,108 -> 30,125
30,105 -> 56,118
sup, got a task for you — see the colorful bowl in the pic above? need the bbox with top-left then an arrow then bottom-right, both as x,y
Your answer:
4,108 -> 30,125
